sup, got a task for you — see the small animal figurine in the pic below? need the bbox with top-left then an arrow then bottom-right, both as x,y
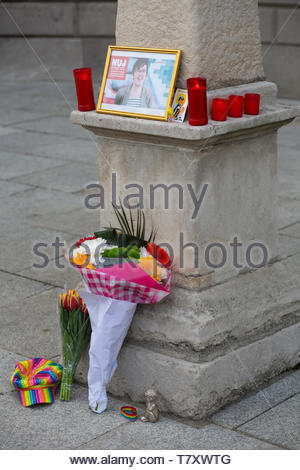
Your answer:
140,389 -> 160,423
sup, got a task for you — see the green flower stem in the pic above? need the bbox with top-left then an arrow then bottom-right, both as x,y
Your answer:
59,301 -> 91,402
59,367 -> 75,401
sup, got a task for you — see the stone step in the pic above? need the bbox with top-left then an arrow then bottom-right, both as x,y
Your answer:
76,321 -> 300,419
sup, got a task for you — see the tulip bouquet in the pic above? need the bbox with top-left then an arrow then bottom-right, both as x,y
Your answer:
68,205 -> 171,413
59,290 -> 91,401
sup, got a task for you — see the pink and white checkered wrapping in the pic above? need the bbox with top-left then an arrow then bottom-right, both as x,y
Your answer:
78,267 -> 171,304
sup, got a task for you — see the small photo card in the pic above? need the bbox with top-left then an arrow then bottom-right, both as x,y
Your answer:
171,88 -> 188,123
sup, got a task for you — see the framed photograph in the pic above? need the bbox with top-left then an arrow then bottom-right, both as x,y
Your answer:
97,46 -> 181,121
170,88 -> 188,123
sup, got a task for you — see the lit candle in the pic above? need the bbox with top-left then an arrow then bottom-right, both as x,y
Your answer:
228,95 -> 244,118
244,93 -> 260,115
73,67 -> 95,111
211,98 -> 228,121
187,77 -> 208,126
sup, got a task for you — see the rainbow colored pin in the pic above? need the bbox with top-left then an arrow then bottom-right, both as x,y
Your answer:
120,405 -> 138,421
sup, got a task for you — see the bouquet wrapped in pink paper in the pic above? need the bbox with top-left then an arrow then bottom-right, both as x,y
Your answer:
69,205 -> 171,413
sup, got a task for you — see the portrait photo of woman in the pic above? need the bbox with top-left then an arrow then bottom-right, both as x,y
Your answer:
114,58 -> 154,108
98,46 -> 180,119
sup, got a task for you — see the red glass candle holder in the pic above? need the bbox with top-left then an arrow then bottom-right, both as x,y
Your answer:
211,98 -> 228,121
228,95 -> 244,118
73,67 -> 95,111
187,77 -> 208,126
244,93 -> 260,115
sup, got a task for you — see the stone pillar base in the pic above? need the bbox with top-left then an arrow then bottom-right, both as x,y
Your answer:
75,253 -> 300,418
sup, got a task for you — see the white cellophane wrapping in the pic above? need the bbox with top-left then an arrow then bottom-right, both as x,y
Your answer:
79,286 -> 136,413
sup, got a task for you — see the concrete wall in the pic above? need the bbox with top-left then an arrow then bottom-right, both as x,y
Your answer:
0,1 -> 299,97
0,2 -> 116,81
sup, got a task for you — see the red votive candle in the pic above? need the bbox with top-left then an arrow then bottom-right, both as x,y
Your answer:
187,77 -> 208,126
73,67 -> 95,111
211,98 -> 228,121
228,95 -> 244,118
244,93 -> 260,115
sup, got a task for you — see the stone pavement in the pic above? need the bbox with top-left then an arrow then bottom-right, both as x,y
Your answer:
0,81 -> 299,450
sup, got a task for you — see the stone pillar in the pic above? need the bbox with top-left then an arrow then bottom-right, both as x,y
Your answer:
116,0 -> 265,89
73,81 -> 285,285
72,1 -> 300,418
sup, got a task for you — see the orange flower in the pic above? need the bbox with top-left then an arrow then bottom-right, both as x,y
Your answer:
72,252 -> 89,267
137,257 -> 164,282
86,263 -> 95,270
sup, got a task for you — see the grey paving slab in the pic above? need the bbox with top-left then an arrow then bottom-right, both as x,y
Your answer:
278,122 -> 300,150
1,217 -> 76,246
0,180 -> 32,198
278,99 -> 300,107
12,162 -> 99,194
0,81 -> 43,92
18,259 -> 82,290
14,115 -> 92,140
32,207 -> 100,237
0,223 -> 77,272
0,126 -> 22,137
277,196 -> 300,228
0,150 -> 65,180
0,271 -> 51,308
280,222 -> 300,239
0,287 -> 61,358
278,146 -> 300,173
239,393 -> 300,449
212,370 -> 300,428
278,233 -> 300,258
0,130 -> 99,165
279,169 -> 300,200
0,348 -> 27,394
0,81 -> 76,115
0,99 -> 70,118
0,187 -> 82,225
1,242 -> 56,273
0,384 -> 127,450
0,109 -> 53,126
49,354 -> 61,363
77,419 -> 278,450
0,82 -> 70,118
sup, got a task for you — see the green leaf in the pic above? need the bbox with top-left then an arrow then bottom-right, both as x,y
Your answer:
129,208 -> 134,234
120,201 -> 132,234
94,229 -> 118,245
113,202 -> 131,235
99,202 -> 157,248
141,210 -> 145,240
